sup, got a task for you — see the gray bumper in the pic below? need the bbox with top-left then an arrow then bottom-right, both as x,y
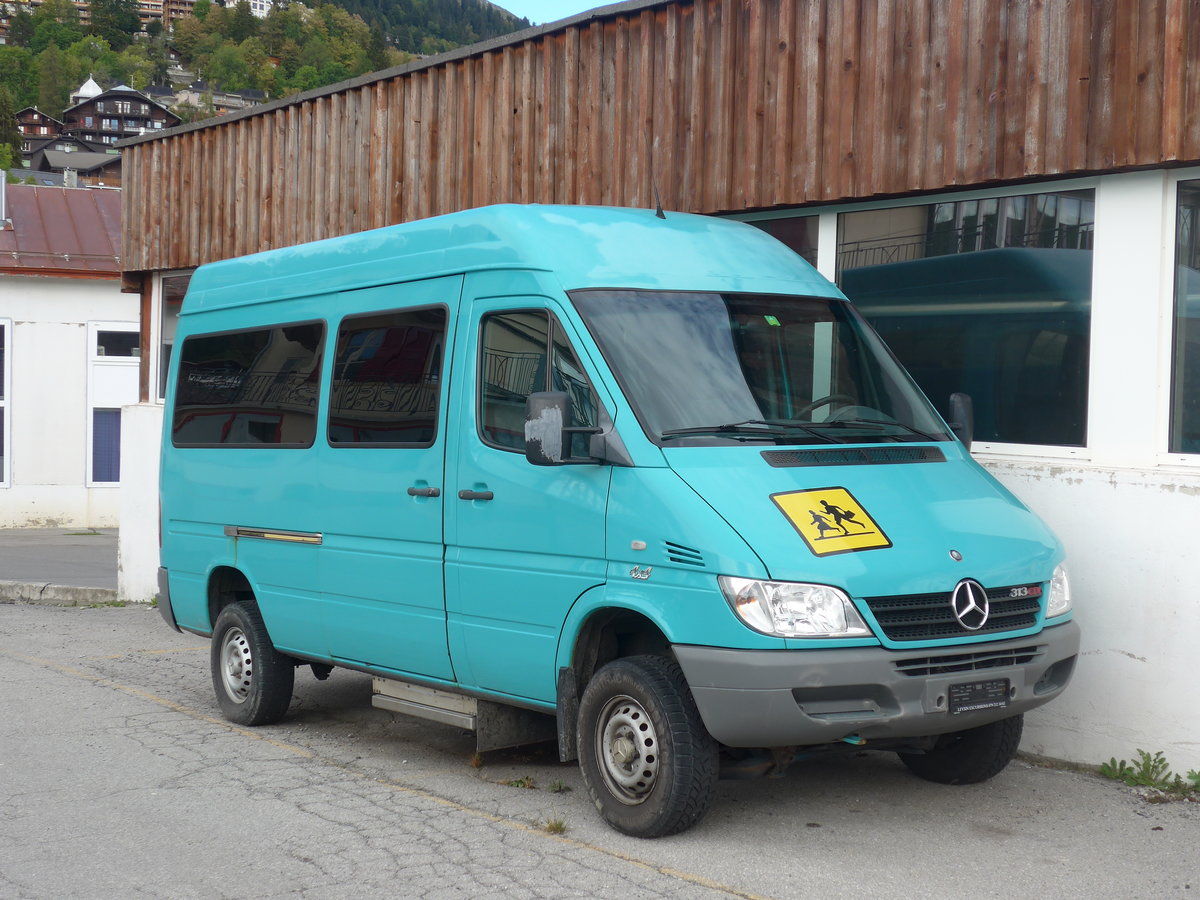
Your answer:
674,621 -> 1080,748
157,567 -> 180,633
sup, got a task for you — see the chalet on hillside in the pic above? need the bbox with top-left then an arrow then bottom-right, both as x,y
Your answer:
62,79 -> 181,147
117,0 -> 1200,773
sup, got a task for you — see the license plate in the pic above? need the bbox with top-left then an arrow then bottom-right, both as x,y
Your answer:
948,678 -> 1010,715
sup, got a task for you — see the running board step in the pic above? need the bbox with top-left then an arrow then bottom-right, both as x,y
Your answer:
371,678 -> 556,753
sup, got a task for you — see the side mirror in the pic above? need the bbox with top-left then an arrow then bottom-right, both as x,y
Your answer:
525,391 -> 607,466
948,392 -> 974,449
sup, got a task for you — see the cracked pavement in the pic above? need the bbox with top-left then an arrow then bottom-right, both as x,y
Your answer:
1,604 -> 1197,899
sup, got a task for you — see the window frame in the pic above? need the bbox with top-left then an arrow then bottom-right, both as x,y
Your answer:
1165,171 -> 1200,464
475,307 -> 598,455
326,304 -> 450,450
0,318 -> 9,488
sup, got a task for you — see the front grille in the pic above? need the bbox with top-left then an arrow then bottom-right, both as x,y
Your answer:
862,584 -> 1041,642
894,645 -> 1045,677
761,446 -> 945,468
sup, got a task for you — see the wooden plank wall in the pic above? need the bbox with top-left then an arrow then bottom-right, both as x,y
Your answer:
122,0 -> 1200,273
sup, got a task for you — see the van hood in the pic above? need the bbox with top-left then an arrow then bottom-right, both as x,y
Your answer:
662,444 -> 1060,599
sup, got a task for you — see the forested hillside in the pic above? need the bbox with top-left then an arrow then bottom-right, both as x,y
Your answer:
0,0 -> 531,133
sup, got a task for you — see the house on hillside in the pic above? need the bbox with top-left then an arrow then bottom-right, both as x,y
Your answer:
15,108 -> 64,148
61,79 -> 181,147
117,0 -> 1200,772
0,182 -> 136,528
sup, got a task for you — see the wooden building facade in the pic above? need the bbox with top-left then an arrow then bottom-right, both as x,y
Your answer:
121,0 -> 1200,274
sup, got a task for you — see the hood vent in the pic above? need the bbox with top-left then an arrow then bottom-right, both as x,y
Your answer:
761,446 -> 946,468
664,541 -> 706,567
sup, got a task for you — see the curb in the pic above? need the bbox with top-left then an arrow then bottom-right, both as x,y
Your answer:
0,581 -> 121,606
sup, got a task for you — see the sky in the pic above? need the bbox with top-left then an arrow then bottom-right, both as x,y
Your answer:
498,1 -> 610,26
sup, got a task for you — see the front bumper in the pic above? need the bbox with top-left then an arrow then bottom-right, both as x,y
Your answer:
674,620 -> 1080,747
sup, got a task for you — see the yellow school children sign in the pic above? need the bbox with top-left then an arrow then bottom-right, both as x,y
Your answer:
771,487 -> 892,557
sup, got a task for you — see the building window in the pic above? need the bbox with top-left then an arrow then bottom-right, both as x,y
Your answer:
92,409 -> 121,483
158,271 -> 192,399
749,216 -> 819,267
836,189 -> 1095,448
97,330 -> 139,357
1171,180 -> 1200,454
0,320 -> 8,487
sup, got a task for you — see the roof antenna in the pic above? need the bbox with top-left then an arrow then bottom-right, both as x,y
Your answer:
652,178 -> 666,219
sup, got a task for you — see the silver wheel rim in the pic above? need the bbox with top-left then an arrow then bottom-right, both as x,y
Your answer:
595,694 -> 660,805
219,626 -> 253,704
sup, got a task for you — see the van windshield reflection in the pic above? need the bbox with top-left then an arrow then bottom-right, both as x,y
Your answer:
570,290 -> 950,446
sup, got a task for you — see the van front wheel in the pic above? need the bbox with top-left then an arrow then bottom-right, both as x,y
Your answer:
577,655 -> 718,838
211,601 -> 294,726
898,713 -> 1024,784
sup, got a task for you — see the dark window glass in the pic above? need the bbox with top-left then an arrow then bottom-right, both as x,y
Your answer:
173,323 -> 324,446
1172,181 -> 1200,453
92,409 -> 121,482
97,330 -> 139,357
329,307 -> 447,446
838,190 -> 1094,447
750,216 -> 818,266
480,311 -> 597,452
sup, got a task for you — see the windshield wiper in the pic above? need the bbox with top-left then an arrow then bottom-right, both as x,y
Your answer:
660,420 -> 839,443
808,418 -> 944,442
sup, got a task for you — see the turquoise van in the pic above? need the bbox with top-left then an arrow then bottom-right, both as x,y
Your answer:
158,204 -> 1080,838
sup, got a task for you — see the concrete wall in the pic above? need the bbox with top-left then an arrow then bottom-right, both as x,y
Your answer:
1,275 -> 137,528
989,461 -> 1200,772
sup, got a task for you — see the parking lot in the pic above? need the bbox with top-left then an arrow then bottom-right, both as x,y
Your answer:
1,601 -> 1197,899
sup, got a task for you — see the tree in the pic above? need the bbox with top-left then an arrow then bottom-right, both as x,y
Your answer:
0,87 -> 22,164
227,0 -> 259,43
89,0 -> 142,52
7,6 -> 36,47
0,46 -> 38,108
35,44 -> 72,119
365,25 -> 389,73
203,43 -> 250,91
192,0 -> 212,20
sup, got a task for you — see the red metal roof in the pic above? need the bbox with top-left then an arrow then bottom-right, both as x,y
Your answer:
0,184 -> 121,278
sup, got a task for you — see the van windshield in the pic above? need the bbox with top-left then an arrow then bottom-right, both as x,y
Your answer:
570,290 -> 951,445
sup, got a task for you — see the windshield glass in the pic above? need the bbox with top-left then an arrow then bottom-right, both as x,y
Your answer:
570,290 -> 951,445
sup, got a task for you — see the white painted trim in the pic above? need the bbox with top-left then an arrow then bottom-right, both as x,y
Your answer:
0,318 -> 9,488
85,321 -> 138,488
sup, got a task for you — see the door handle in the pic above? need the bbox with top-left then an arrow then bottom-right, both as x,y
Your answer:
457,489 -> 494,501
407,486 -> 441,498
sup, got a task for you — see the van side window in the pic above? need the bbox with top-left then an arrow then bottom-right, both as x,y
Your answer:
480,310 -> 597,451
329,307 -> 447,446
172,323 -> 324,447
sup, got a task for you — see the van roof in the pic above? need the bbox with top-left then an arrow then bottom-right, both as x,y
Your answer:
181,204 -> 840,314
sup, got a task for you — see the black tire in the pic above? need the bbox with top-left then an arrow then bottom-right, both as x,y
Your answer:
577,655 -> 719,838
210,601 -> 294,726
898,714 -> 1024,785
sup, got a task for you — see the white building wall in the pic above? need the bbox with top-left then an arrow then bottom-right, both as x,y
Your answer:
0,275 -> 137,528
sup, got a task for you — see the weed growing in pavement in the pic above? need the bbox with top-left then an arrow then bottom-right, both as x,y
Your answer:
468,753 -> 484,769
548,780 -> 572,793
543,819 -> 567,835
86,600 -> 127,608
505,775 -> 536,789
1099,749 -> 1200,798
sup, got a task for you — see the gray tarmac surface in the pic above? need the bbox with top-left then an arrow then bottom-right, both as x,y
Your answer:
0,528 -> 118,604
1,602 -> 1198,900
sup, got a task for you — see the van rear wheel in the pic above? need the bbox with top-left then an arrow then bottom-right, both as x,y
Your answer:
577,655 -> 718,838
211,601 -> 294,726
898,713 -> 1024,784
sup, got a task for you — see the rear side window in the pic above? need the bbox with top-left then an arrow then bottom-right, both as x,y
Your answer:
328,307 -> 448,446
172,323 -> 324,447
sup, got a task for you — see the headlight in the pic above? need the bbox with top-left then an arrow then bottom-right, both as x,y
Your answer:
1046,563 -> 1072,618
718,576 -> 871,638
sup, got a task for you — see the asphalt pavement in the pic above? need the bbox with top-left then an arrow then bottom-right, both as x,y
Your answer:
0,527 -> 119,604
1,529 -> 1199,897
